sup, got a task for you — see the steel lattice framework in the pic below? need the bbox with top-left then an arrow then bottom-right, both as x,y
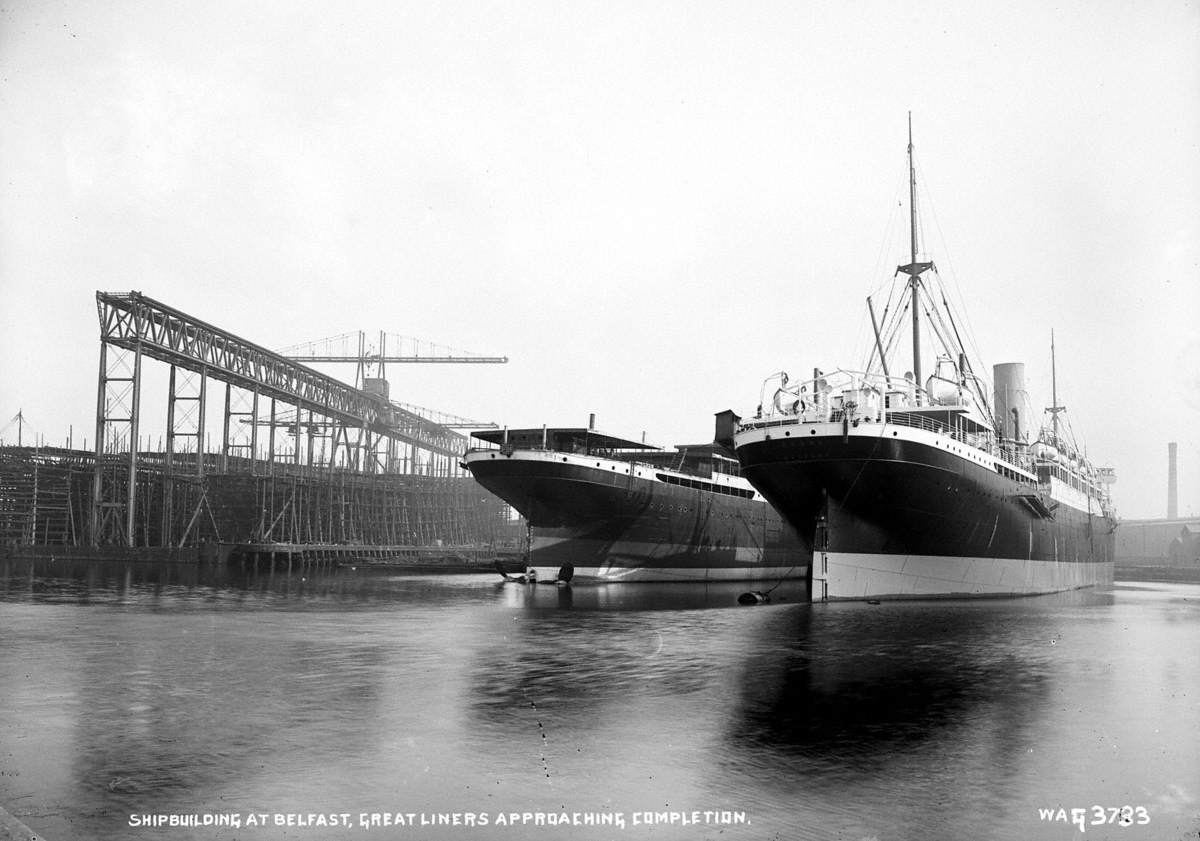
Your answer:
91,290 -> 476,546
95,291 -> 468,454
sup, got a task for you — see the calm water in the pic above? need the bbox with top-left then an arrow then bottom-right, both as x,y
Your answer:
1,558 -> 1198,841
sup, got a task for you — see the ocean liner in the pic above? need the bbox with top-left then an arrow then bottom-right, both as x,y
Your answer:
462,421 -> 807,584
725,118 -> 1116,600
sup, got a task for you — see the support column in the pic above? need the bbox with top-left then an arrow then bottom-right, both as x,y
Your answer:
124,339 -> 144,547
90,337 -> 144,547
196,365 -> 207,478
166,365 -> 178,470
251,388 -> 260,464
89,340 -> 108,546
221,381 -> 232,473
268,398 -> 277,468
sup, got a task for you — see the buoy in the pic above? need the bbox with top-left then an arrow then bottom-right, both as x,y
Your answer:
737,591 -> 770,606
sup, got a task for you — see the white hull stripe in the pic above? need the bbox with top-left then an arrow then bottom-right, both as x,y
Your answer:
812,551 -> 1112,600
463,448 -> 760,496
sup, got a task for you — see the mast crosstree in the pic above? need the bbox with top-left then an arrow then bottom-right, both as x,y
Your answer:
895,112 -> 935,401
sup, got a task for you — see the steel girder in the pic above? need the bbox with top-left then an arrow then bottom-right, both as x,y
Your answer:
95,291 -> 467,458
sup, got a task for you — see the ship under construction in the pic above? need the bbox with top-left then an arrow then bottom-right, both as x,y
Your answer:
0,291 -> 520,567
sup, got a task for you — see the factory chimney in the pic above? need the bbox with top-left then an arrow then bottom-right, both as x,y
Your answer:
1168,442 -> 1178,519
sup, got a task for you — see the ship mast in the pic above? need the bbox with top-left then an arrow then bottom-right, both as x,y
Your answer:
1047,329 -> 1065,448
896,112 -> 933,403
908,114 -> 921,394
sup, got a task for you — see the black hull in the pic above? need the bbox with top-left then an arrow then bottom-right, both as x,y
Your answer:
736,432 -> 1114,598
466,454 -> 808,582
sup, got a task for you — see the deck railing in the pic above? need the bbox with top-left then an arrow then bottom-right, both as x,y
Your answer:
742,410 -> 1000,456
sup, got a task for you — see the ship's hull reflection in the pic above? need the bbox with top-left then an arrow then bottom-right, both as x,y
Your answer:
495,578 -> 809,611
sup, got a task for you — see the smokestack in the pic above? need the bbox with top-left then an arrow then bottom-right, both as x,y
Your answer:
588,413 -> 595,431
993,363 -> 1026,441
1168,442 -> 1178,519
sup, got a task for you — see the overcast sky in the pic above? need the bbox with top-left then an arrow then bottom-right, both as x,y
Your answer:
1,0 -> 1197,519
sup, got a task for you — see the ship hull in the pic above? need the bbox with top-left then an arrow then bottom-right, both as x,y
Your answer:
464,450 -> 808,583
812,551 -> 1111,600
735,423 -> 1114,599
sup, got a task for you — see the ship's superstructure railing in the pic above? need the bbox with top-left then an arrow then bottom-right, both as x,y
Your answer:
746,406 -> 967,435
464,438 -> 743,481
1030,439 -> 1116,515
743,404 -> 1003,460
742,368 -> 991,435
738,368 -> 1115,511
466,443 -> 650,464
464,440 -> 653,460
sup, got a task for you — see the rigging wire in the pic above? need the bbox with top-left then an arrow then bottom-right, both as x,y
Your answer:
860,170 -> 913,372
919,290 -> 957,361
914,159 -> 989,376
852,307 -> 875,373
866,168 -> 912,298
862,143 -> 1005,407
846,163 -> 908,373
881,298 -> 910,368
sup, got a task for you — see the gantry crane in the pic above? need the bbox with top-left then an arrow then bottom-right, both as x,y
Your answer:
278,329 -> 505,428
279,330 -> 506,386
91,292 -> 508,546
